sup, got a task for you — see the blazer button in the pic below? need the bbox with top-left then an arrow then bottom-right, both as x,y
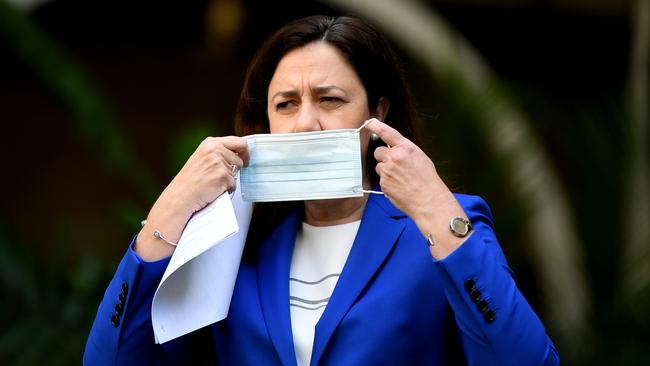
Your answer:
476,299 -> 489,313
119,292 -> 126,305
115,302 -> 124,315
469,288 -> 481,303
484,309 -> 496,323
111,313 -> 120,327
464,279 -> 476,292
121,282 -> 129,294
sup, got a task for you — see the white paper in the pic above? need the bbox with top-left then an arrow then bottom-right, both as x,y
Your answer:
151,184 -> 253,344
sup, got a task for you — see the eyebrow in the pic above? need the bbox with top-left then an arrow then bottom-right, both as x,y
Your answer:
270,90 -> 299,102
313,85 -> 345,95
270,85 -> 346,102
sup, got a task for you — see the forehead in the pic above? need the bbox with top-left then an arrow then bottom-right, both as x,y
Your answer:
268,42 -> 363,92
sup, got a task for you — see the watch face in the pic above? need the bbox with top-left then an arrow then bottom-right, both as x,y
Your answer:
450,217 -> 469,236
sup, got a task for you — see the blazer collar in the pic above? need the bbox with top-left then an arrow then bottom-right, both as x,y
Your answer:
257,194 -> 406,366
257,210 -> 301,366
311,194 -> 405,365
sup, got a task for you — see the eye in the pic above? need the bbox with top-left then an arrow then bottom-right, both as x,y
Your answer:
320,96 -> 344,107
276,101 -> 297,111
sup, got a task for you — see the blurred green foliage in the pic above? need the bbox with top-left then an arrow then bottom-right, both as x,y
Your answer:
0,0 -> 157,202
0,224 -> 115,365
169,121 -> 222,173
0,2 -> 152,363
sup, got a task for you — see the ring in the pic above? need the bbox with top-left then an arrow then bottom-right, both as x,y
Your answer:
231,164 -> 238,179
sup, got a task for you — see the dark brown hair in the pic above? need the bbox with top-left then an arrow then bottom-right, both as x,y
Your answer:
235,15 -> 422,252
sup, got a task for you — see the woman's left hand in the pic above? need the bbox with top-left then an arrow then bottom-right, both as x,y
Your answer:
365,118 -> 469,260
364,118 -> 446,221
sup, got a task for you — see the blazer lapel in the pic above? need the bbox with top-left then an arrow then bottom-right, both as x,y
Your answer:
258,211 -> 301,366
310,194 -> 406,365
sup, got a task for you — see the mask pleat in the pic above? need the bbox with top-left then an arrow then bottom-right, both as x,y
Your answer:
240,128 -> 364,202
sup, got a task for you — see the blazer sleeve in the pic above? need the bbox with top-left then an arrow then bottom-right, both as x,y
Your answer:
83,237 -> 198,366
433,194 -> 560,366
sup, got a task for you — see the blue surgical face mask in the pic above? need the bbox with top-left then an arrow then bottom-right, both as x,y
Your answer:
240,121 -> 380,202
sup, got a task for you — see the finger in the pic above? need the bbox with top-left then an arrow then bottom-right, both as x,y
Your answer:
221,136 -> 250,166
217,147 -> 244,170
375,161 -> 384,176
220,135 -> 247,151
374,146 -> 390,162
227,175 -> 237,194
222,170 -> 236,193
363,118 -> 405,148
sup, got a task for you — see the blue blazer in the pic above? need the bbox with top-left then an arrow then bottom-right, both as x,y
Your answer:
84,194 -> 559,365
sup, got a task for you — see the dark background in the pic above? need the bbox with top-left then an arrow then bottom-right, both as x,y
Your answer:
0,0 -> 647,364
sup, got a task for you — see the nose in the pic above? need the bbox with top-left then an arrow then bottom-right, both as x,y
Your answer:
293,102 -> 322,133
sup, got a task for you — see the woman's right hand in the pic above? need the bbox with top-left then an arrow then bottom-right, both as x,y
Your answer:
134,136 -> 249,261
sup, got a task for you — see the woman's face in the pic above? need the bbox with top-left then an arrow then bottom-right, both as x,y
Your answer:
267,42 -> 372,134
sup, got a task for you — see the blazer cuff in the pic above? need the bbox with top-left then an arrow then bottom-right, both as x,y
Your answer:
84,237 -> 171,365
432,227 -> 556,365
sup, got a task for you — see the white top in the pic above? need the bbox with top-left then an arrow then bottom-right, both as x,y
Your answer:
289,220 -> 361,366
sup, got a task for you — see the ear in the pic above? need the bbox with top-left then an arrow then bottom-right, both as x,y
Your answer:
372,97 -> 390,121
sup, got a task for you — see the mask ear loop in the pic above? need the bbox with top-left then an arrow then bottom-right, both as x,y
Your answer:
354,119 -> 374,132
355,187 -> 384,195
355,119 -> 385,196
356,119 -> 389,147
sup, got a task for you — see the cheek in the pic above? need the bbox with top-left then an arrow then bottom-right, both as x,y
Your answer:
322,104 -> 371,130
268,115 -> 291,134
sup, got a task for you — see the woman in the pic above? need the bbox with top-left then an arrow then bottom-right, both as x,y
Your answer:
84,15 -> 559,365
